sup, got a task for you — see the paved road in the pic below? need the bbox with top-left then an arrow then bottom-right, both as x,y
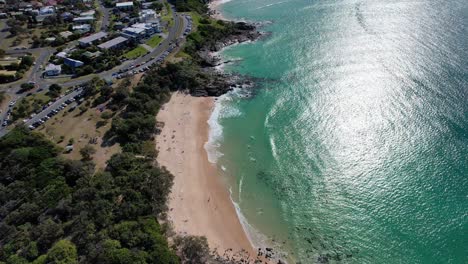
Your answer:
0,4 -> 190,137
24,89 -> 82,127
0,88 -> 82,137
51,11 -> 188,86
0,47 -> 54,126
97,1 -> 111,31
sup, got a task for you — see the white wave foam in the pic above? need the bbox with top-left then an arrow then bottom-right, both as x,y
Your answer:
212,0 -> 233,5
204,96 -> 225,163
238,174 -> 244,203
204,88 -> 246,163
254,0 -> 294,10
270,135 -> 278,162
228,187 -> 269,250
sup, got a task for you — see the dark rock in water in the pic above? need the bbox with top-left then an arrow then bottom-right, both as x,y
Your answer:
235,21 -> 256,31
317,255 -> 330,264
186,20 -> 268,98
198,21 -> 263,67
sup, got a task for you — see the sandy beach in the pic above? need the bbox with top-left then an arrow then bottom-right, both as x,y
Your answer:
208,0 -> 227,20
155,92 -> 255,258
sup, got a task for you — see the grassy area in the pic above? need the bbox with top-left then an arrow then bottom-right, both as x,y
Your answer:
123,45 -> 148,59
161,1 -> 174,28
187,11 -> 202,29
38,100 -> 121,170
10,91 -> 51,121
146,35 -> 163,48
174,50 -> 192,60
0,92 -> 10,113
165,1 -> 172,17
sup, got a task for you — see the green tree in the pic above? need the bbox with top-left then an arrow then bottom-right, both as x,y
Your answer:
45,240 -> 78,264
79,145 -> 96,161
174,236 -> 210,264
81,65 -> 94,75
35,219 -> 64,252
20,56 -> 34,68
20,83 -> 34,91
47,84 -> 62,98
151,2 -> 163,11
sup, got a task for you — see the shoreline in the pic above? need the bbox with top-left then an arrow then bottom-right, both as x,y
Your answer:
208,0 -> 228,20
155,92 -> 256,259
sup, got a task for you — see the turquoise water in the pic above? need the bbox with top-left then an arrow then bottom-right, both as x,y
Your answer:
208,0 -> 468,263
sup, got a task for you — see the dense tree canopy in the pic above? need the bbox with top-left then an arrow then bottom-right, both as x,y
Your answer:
0,128 -> 178,263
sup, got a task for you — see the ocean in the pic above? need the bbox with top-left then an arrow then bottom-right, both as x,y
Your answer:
205,0 -> 468,263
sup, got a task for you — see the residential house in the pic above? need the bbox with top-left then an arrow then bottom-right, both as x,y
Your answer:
83,51 -> 102,58
61,12 -> 74,22
0,57 -> 22,70
139,9 -> 158,23
97,36 -> 128,50
132,23 -> 160,35
44,63 -> 61,76
73,16 -> 94,24
45,37 -> 56,43
121,26 -> 146,41
59,31 -> 73,39
39,6 -> 55,15
80,10 -> 96,17
78,31 -> 108,47
64,58 -> 84,68
113,22 -> 125,30
115,1 -> 133,11
56,51 -> 68,58
72,24 -> 91,34
0,71 -> 17,79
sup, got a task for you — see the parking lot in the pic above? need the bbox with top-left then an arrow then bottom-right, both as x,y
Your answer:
24,88 -> 84,130
0,13 -> 192,137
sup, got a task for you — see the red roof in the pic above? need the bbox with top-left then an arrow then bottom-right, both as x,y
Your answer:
44,0 -> 57,6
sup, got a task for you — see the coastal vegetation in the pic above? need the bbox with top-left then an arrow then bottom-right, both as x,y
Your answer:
60,49 -> 123,77
146,35 -> 163,48
173,0 -> 209,14
0,55 -> 35,84
123,46 -> 149,59
0,128 -> 179,263
10,92 -> 51,122
1,0 -> 262,263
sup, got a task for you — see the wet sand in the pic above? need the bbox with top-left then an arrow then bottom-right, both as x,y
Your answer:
155,92 -> 255,257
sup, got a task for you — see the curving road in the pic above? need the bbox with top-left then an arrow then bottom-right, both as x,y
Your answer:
0,4 -> 191,137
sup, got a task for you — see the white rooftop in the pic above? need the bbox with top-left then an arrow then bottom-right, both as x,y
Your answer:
98,36 -> 128,49
73,16 -> 94,21
60,31 -> 73,38
140,9 -> 156,15
116,1 -> 133,7
73,24 -> 91,29
123,27 -> 145,34
45,63 -> 61,71
78,32 -> 108,44
80,10 -> 96,16
132,23 -> 152,29
56,52 -> 67,58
